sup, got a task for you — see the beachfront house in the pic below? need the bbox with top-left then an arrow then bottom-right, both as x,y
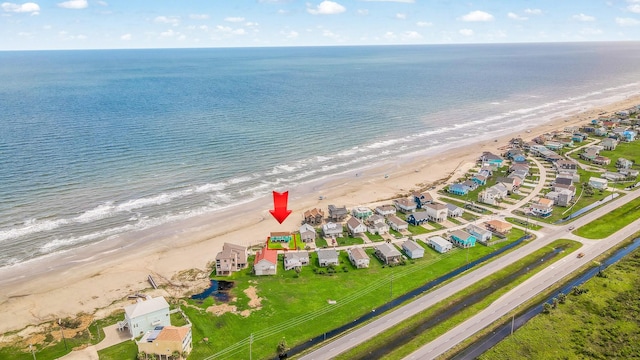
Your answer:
617,158 -> 634,169
448,183 -> 470,196
466,224 -> 493,245
303,208 -> 324,225
622,130 -> 637,142
317,248 -> 339,267
450,230 -> 476,248
374,243 -> 403,265
589,177 -> 609,190
445,203 -> 464,218
215,243 -> 248,276
401,240 -> 424,259
407,211 -> 429,226
387,215 -> 409,232
375,205 -> 397,217
328,205 -> 348,221
462,180 -> 479,191
299,223 -> 317,244
284,251 -> 310,271
347,247 -> 370,269
424,202 -> 448,223
367,215 -> 390,235
270,232 -> 293,243
137,326 -> 192,360
254,248 -> 278,276
472,173 -> 488,186
124,296 -> 171,337
485,220 -> 512,234
413,192 -> 434,209
427,236 -> 453,253
394,198 -> 417,213
322,222 -> 344,238
347,217 -> 368,236
352,206 -> 373,220
480,152 -> 504,168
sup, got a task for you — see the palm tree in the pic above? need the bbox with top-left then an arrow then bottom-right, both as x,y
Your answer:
137,352 -> 147,360
277,337 -> 289,359
172,350 -> 182,359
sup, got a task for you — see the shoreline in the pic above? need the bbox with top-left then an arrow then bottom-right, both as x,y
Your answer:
1,93 -> 640,335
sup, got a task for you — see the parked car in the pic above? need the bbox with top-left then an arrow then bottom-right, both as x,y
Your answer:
577,252 -> 585,258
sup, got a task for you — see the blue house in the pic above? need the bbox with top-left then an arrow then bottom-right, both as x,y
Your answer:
623,130 -> 636,142
571,134 -> 583,143
472,174 -> 488,186
513,154 -> 527,163
448,183 -> 470,196
480,152 -> 504,168
450,230 -> 476,248
407,211 -> 429,226
413,192 -> 434,209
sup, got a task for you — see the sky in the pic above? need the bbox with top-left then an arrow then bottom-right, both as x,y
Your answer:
2,0 -> 640,50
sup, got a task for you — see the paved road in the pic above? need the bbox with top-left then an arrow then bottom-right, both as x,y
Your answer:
300,158 -> 640,360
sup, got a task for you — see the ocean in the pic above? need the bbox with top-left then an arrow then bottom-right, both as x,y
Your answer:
1,42 -> 640,269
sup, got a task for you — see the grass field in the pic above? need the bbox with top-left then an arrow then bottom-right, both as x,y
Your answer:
97,340 -> 138,360
574,195 -> 640,239
182,231 -> 528,360
504,217 -> 543,231
480,246 -> 640,360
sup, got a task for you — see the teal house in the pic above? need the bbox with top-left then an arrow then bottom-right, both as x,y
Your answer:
450,230 -> 476,248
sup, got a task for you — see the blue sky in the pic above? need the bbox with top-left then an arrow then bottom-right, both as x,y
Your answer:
2,0 -> 640,50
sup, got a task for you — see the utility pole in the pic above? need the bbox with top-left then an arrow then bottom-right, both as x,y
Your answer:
249,333 -> 253,360
511,315 -> 515,335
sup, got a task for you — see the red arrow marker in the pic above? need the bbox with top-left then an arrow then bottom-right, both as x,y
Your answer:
269,191 -> 292,224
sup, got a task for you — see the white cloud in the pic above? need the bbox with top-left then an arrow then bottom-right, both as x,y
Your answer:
508,12 -> 527,21
629,4 -> 640,13
225,17 -> 245,23
396,13 -> 406,20
581,28 -> 602,35
215,25 -> 246,35
402,31 -> 421,40
245,21 -> 259,27
459,28 -> 474,36
615,17 -> 640,26
154,16 -> 180,26
416,21 -> 432,27
189,14 -> 209,20
384,31 -> 396,39
2,2 -> 40,14
307,1 -> 345,15
120,33 -> 131,40
357,9 -> 368,15
524,8 -> 542,15
160,29 -> 176,37
322,29 -> 339,38
57,0 -> 87,9
460,10 -> 494,22
362,0 -> 414,3
277,9 -> 288,14
282,30 -> 298,39
572,13 -> 595,22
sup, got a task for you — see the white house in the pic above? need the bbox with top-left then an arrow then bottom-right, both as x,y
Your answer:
375,205 -> 397,216
394,198 -> 417,213
347,217 -> 368,236
466,224 -> 493,244
423,202 -> 448,222
588,177 -> 609,190
317,248 -> 339,267
347,247 -> 370,268
254,248 -> 278,276
387,215 -> 409,232
427,236 -> 453,253
445,203 -> 464,218
299,223 -> 316,243
124,296 -> 171,337
402,240 -> 424,259
322,222 -> 343,238
284,251 -> 310,271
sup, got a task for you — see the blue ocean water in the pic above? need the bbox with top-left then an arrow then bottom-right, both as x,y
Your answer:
1,42 -> 640,268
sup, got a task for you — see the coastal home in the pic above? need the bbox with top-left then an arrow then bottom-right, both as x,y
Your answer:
413,192 -> 434,209
593,156 -> 611,166
445,203 -> 464,218
529,145 -> 562,162
215,243 -> 248,276
544,141 -> 563,151
317,248 -> 340,267
554,160 -> 578,173
496,177 -> 517,194
322,222 -> 344,238
472,173 -> 488,186
509,163 -> 530,175
347,247 -> 370,269
284,251 -> 310,271
387,215 -> 409,232
427,236 -> 453,253
402,240 -> 424,259
424,202 -> 448,223
581,149 -> 598,162
588,177 -> 609,190
366,214 -> 389,235
530,203 -> 552,218
407,211 -> 430,226
507,173 -> 524,187
594,127 -> 608,136
270,232 -> 293,243
347,217 -> 368,236
554,175 -> 574,187
552,183 -> 577,197
466,224 -> 493,244
622,130 -> 637,142
620,169 -> 640,179
303,208 -> 324,225
375,205 -> 396,217
327,205 -> 348,222
254,248 -> 278,276
602,172 -> 626,182
480,152 -> 504,168
352,206 -> 373,220
485,220 -> 512,234
450,230 -> 476,248
124,296 -> 171,337
462,180 -> 479,191
545,190 -> 573,207
601,138 -> 618,151
478,188 -> 502,206
374,243 -> 403,265
448,183 -> 470,196
616,158 -> 633,169
137,326 -> 192,359
299,223 -> 317,244
394,198 -> 417,213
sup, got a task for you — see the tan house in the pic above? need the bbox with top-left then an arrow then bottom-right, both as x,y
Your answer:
394,198 -> 417,213
387,215 -> 409,232
485,220 -> 512,234
215,243 -> 248,276
137,326 -> 192,359
423,202 -> 448,222
303,208 -> 324,225
299,223 -> 317,244
347,247 -> 370,268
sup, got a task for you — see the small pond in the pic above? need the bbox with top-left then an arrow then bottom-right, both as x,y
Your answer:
190,280 -> 234,301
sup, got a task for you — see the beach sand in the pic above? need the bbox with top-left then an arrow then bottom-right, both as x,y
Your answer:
1,94 -> 639,337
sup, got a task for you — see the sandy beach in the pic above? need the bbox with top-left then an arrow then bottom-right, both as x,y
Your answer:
1,93 -> 640,339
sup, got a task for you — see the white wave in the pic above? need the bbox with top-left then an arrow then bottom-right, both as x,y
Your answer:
0,218 -> 70,243
195,182 -> 227,193
74,202 -> 115,223
228,176 -> 254,184
116,190 -> 192,212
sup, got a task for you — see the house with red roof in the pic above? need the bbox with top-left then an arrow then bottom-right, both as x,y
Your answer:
254,248 -> 278,276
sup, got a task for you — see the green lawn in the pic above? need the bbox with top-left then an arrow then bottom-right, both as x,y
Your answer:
336,235 -> 365,246
184,235 -> 527,360
439,197 -> 492,215
460,211 -> 479,222
574,195 -> 640,239
315,235 -> 328,248
407,224 -> 429,235
97,340 -> 138,360
365,232 -> 384,242
598,140 -> 640,172
336,239 -> 580,360
480,246 -> 640,360
504,217 -> 543,231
